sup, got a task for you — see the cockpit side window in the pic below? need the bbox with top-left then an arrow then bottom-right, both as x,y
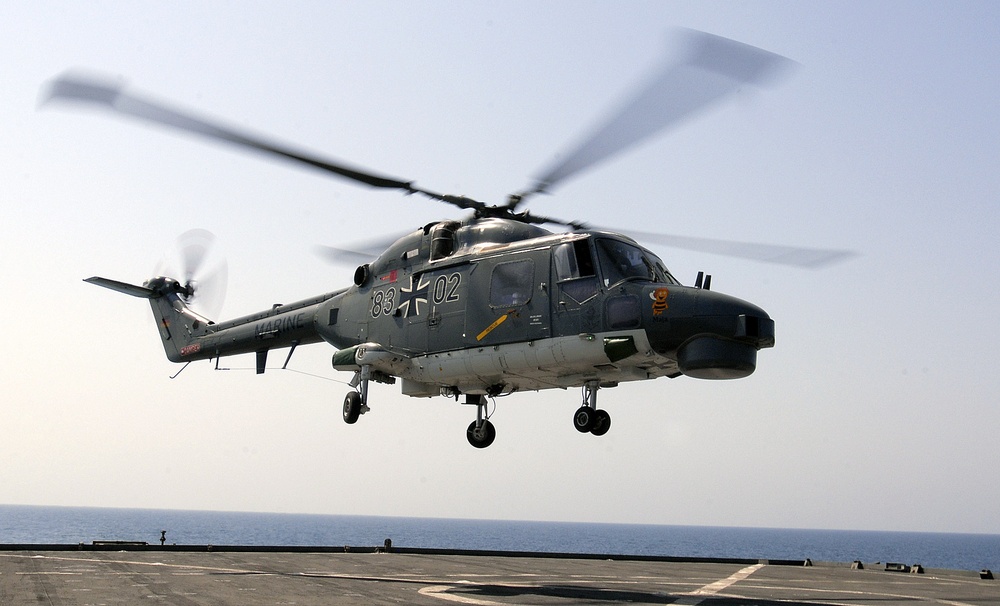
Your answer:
554,240 -> 595,280
554,239 -> 598,304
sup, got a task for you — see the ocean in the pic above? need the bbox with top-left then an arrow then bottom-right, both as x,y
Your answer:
1,505 -> 997,573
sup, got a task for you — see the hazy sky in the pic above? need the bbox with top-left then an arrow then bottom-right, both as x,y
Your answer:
3,1 -> 999,535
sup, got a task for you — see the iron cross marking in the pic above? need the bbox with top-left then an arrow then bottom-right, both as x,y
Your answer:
398,275 -> 430,318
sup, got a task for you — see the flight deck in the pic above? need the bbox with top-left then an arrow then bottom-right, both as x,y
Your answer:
1,545 -> 996,605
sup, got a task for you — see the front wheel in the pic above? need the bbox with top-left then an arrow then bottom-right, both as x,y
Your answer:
467,420 -> 497,448
343,391 -> 362,424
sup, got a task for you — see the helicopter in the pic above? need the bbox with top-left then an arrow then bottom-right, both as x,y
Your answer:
46,31 -> 852,448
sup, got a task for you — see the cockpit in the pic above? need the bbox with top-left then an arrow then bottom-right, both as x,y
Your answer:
593,238 -> 678,287
552,235 -> 678,307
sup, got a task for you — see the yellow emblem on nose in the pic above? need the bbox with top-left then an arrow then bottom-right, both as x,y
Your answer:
650,288 -> 669,316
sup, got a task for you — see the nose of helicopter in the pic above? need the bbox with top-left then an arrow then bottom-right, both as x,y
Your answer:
643,285 -> 775,379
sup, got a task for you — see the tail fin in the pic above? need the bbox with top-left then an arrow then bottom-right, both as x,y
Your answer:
85,276 -> 213,363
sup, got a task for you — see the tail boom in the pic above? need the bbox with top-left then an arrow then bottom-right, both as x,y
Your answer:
87,275 -> 343,366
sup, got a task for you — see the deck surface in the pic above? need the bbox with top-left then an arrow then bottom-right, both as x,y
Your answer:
1,549 -> 997,605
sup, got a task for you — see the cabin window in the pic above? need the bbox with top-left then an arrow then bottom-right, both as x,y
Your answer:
490,259 -> 534,307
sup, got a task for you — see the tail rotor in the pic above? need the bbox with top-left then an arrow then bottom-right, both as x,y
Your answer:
157,228 -> 228,319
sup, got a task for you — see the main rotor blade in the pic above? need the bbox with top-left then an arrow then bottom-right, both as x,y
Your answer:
315,244 -> 393,264
611,227 -> 856,269
519,29 -> 796,203
43,73 -> 428,194
315,231 -> 413,264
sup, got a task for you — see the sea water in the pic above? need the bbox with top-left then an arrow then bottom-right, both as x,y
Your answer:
1,505 -> 997,573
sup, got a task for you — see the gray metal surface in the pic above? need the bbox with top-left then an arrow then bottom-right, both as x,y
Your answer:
1,549 -> 996,605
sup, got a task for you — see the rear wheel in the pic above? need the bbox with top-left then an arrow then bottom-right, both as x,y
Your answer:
467,420 -> 496,448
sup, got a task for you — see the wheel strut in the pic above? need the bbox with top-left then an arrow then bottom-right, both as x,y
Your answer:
469,394 -> 486,425
583,380 -> 599,410
343,365 -> 372,424
355,365 -> 372,412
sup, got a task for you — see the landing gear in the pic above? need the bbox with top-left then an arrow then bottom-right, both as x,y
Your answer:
343,365 -> 371,424
465,394 -> 496,448
574,381 -> 612,436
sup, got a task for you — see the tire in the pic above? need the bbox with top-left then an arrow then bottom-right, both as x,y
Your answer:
590,409 -> 612,436
343,391 -> 362,424
573,406 -> 595,433
466,420 -> 497,448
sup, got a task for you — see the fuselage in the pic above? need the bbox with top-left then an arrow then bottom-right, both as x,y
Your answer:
319,218 -> 773,395
157,218 -> 772,398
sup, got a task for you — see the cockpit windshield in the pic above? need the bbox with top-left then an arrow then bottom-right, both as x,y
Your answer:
595,238 -> 678,287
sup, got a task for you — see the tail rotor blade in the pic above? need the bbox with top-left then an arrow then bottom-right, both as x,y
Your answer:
155,229 -> 228,319
177,228 -> 216,285
188,259 -> 228,319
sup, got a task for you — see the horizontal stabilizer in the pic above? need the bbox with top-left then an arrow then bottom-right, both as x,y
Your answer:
84,276 -> 157,298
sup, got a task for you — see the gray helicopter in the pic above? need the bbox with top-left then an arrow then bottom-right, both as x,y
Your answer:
47,31 -> 851,448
